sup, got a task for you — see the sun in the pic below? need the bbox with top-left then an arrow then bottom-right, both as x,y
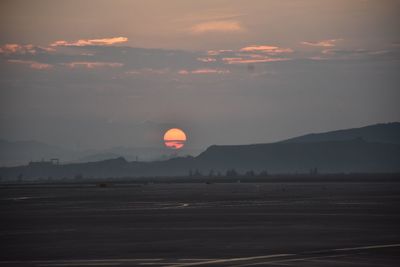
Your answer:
164,128 -> 187,149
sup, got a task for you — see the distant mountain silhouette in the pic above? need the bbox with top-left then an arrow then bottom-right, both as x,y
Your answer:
77,146 -> 202,163
76,152 -> 124,163
195,139 -> 400,174
1,122 -> 399,180
281,122 -> 400,144
0,139 -> 202,167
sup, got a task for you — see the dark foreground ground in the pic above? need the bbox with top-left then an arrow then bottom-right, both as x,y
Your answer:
1,178 -> 400,266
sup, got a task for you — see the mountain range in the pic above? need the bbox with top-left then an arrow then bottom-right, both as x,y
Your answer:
0,122 -> 399,180
282,122 -> 400,144
0,139 -> 201,167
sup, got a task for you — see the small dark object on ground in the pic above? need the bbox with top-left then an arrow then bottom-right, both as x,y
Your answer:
97,182 -> 112,188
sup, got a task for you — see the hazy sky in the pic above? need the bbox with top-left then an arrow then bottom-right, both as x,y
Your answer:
0,0 -> 399,150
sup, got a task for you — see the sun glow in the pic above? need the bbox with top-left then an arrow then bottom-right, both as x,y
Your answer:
163,128 -> 187,149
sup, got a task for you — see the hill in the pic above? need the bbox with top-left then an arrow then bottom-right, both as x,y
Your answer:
0,139 -> 202,167
1,122 -> 399,180
281,122 -> 400,144
196,139 -> 400,174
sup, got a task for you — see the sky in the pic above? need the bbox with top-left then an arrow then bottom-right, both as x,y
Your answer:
0,0 -> 399,151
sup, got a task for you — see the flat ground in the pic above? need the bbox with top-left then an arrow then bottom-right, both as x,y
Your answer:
1,180 -> 400,266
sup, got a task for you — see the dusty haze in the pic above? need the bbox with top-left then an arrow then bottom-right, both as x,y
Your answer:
0,0 -> 399,150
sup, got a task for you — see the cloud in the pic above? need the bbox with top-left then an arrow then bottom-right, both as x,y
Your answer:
197,57 -> 217,62
323,48 -> 392,58
207,50 -> 234,56
308,47 -> 394,61
63,61 -> 124,69
190,21 -> 244,34
222,57 -> 290,64
240,45 -> 293,54
308,56 -> 328,61
0,44 -> 53,55
125,68 -> 169,75
321,48 -> 366,55
1,41 -> 203,71
7,59 -> 53,70
177,12 -> 245,23
191,68 -> 230,74
301,39 -> 342,47
178,70 -> 190,75
201,45 -> 293,64
51,37 -> 128,47
178,68 -> 230,75
0,44 -> 35,54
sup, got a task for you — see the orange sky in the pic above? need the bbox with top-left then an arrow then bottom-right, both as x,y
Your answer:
0,0 -> 399,150
1,0 -> 398,50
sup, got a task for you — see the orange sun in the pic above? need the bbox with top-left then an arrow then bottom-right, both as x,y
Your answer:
164,128 -> 187,149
